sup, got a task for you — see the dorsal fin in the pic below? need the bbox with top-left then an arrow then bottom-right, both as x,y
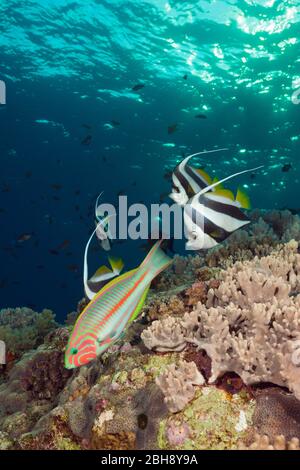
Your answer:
179,148 -> 228,168
212,176 -> 224,190
108,257 -> 124,273
214,188 -> 235,201
194,168 -> 212,185
90,265 -> 112,280
236,187 -> 251,209
195,166 -> 264,198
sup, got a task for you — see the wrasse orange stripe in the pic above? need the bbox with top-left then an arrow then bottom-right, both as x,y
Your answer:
74,337 -> 96,349
71,270 -> 137,340
94,270 -> 148,331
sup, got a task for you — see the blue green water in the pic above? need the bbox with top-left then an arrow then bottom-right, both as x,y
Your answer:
0,0 -> 299,319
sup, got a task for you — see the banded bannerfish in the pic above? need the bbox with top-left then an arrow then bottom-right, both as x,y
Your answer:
83,222 -> 124,301
169,149 -> 228,206
184,166 -> 263,250
169,149 -> 251,210
65,240 -> 172,369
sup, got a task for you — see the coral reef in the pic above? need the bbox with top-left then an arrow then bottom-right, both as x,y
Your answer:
0,307 -> 58,357
21,350 -> 71,400
1,210 -> 300,450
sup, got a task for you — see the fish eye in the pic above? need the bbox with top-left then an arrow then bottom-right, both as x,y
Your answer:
70,347 -> 78,355
172,185 -> 180,193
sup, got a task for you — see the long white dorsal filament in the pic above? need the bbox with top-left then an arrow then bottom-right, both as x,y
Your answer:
181,148 -> 229,167
83,215 -> 116,300
83,226 -> 99,300
95,191 -> 104,220
196,165 -> 264,198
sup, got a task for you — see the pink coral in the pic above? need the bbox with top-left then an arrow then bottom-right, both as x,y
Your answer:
166,421 -> 191,446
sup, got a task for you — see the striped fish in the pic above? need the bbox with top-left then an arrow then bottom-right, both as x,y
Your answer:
65,240 -> 172,369
169,148 -> 228,206
86,257 -> 125,300
83,221 -> 124,301
184,166 -> 263,250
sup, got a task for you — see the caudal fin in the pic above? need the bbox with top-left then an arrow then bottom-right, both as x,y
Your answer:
139,240 -> 173,281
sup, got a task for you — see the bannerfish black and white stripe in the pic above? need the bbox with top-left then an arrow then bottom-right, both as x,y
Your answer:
83,219 -> 124,300
184,165 -> 263,250
169,148 -> 228,206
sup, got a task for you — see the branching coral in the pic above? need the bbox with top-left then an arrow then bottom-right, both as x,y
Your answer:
156,361 -> 204,413
142,317 -> 186,352
142,241 -> 300,398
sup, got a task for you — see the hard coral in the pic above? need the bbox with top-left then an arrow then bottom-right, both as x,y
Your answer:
252,388 -> 300,441
142,316 -> 186,352
142,241 -> 300,398
166,421 -> 190,446
0,307 -> 58,357
156,361 -> 204,413
239,433 -> 300,450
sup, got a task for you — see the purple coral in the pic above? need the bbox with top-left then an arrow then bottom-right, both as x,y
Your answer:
166,421 -> 191,446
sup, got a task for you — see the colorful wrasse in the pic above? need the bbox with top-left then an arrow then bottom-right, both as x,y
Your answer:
184,165 -> 263,250
65,240 -> 172,369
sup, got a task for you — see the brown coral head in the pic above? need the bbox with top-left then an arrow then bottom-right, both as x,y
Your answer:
184,346 -> 212,382
21,350 -> 72,400
216,372 -> 248,396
